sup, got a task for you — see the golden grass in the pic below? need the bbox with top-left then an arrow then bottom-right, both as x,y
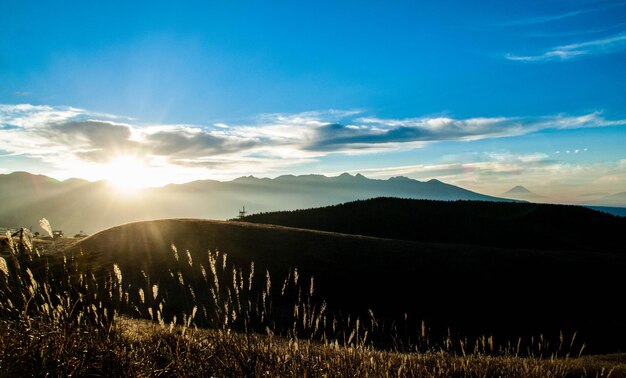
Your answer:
3,315 -> 622,377
0,233 -> 624,376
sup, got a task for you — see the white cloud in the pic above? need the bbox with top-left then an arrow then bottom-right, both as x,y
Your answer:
1,104 -> 625,185
506,32 -> 626,62
351,112 -> 624,145
0,104 -> 83,128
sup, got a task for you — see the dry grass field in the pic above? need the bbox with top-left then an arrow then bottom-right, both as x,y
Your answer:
1,220 -> 625,376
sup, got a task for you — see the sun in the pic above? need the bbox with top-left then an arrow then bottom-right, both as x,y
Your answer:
102,156 -> 149,194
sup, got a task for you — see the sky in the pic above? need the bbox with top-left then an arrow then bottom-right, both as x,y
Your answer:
1,0 -> 626,203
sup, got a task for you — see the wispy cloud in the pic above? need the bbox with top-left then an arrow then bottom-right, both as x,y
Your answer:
335,152 -> 555,181
334,152 -> 626,204
506,9 -> 587,26
346,112 -> 624,147
506,32 -> 626,62
1,104 -> 625,183
505,2 -> 626,26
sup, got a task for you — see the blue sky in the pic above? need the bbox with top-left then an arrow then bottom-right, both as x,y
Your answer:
1,0 -> 626,202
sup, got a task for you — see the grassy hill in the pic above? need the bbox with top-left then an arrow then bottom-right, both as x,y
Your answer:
239,197 -> 626,252
64,218 -> 626,353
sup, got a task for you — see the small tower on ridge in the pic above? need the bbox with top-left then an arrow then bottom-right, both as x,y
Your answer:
238,206 -> 247,219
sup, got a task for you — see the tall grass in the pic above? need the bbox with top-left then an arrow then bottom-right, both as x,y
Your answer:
0,234 -> 620,377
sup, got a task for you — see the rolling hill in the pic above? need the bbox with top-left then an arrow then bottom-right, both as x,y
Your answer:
0,171 -> 516,234
64,217 -> 626,353
239,198 -> 626,253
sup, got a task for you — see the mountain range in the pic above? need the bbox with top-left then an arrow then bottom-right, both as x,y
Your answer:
1,171 -> 514,234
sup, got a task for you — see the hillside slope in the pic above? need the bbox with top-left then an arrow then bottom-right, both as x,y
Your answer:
239,198 -> 626,252
66,218 -> 626,353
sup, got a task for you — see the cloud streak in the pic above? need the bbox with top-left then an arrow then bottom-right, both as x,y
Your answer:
506,32 -> 626,62
505,1 -> 626,26
1,104 -> 625,183
506,9 -> 587,26
335,152 -> 556,181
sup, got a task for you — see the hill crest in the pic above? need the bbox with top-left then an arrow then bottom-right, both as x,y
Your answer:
239,197 -> 625,253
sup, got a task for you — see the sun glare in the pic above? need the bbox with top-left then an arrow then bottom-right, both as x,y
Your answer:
102,156 -> 149,194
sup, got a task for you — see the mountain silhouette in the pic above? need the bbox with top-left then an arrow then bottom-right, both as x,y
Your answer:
505,185 -> 532,194
0,171 -> 516,234
504,185 -> 544,199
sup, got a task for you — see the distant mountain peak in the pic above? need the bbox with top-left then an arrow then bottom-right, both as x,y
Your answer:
6,171 -> 46,179
2,171 -> 61,184
61,177 -> 90,186
275,174 -> 295,180
504,185 -> 544,199
233,175 -> 260,183
336,172 -> 366,181
506,185 -> 532,194
389,176 -> 411,181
